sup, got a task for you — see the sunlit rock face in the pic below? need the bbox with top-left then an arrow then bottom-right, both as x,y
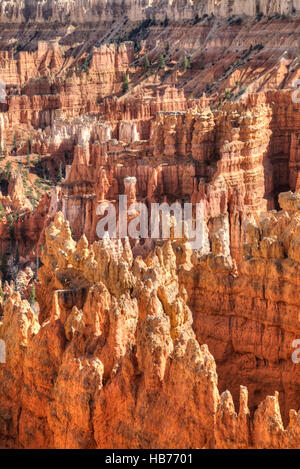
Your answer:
1,0 -> 300,450
0,0 -> 299,25
1,202 -> 300,448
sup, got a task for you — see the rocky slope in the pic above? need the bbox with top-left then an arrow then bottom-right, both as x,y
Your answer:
0,1 -> 300,449
0,0 -> 300,24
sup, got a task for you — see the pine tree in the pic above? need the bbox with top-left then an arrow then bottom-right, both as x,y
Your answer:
27,138 -> 31,154
13,134 -> 17,153
6,253 -> 18,282
8,215 -> 15,240
58,162 -> 63,182
0,255 -> 7,280
5,161 -> 12,178
182,55 -> 191,70
122,73 -> 129,94
158,54 -> 165,69
82,56 -> 89,73
182,55 -> 188,70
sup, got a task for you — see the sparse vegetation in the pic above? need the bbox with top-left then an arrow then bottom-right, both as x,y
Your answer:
7,214 -> 18,240
13,134 -> 17,153
254,43 -> 264,51
193,14 -> 201,25
0,255 -> 7,280
158,54 -> 165,69
4,161 -> 12,178
122,73 -> 129,94
182,55 -> 191,71
81,55 -> 91,73
163,16 -> 169,27
27,138 -> 32,155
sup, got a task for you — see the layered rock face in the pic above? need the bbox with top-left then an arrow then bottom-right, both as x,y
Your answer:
0,212 -> 220,448
0,0 -> 299,24
1,2 -> 300,450
1,201 -> 300,448
180,192 -> 300,425
60,91 -> 300,265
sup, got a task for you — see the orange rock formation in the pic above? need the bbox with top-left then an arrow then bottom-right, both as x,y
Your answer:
0,4 -> 300,450
1,203 -> 300,448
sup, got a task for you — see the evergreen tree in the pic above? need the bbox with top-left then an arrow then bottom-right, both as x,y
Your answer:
122,73 -> 129,94
8,215 -> 15,240
58,162 -> 63,182
5,161 -> 12,178
27,138 -> 31,154
13,134 -> 17,153
82,56 -> 89,73
182,55 -> 188,70
0,254 -> 7,280
6,253 -> 18,282
182,55 -> 191,70
158,54 -> 165,69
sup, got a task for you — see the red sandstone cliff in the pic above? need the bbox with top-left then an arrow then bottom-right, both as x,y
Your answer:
0,6 -> 300,450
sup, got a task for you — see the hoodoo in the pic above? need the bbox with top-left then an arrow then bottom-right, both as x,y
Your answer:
0,0 -> 300,451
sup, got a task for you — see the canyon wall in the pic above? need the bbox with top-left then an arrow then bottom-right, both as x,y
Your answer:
0,5 -> 300,450
1,0 -> 300,25
58,90 -> 300,257
1,202 -> 300,448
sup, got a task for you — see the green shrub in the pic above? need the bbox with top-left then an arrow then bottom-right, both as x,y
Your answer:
158,54 -> 165,69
